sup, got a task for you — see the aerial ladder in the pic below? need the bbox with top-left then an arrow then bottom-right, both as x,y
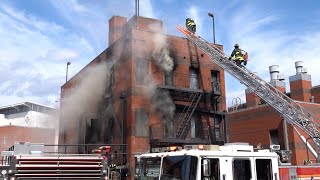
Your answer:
176,25 -> 320,154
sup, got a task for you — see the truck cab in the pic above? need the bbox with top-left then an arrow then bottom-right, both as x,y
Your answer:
136,143 -> 279,180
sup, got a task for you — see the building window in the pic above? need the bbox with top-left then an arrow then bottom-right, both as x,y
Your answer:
190,68 -> 199,89
135,109 -> 149,137
191,113 -> 201,138
136,59 -> 149,85
214,117 -> 222,138
233,159 -> 252,180
269,129 -> 279,145
165,71 -> 173,86
211,70 -> 221,93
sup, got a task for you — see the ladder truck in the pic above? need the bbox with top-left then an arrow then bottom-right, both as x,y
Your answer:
135,25 -> 320,180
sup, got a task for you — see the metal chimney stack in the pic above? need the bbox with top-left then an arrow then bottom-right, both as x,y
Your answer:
269,65 -> 284,81
269,65 -> 279,81
295,61 -> 307,74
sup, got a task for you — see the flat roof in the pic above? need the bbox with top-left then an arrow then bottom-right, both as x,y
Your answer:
0,102 -> 55,110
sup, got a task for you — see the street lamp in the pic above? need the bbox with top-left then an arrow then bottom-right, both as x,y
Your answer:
66,62 -> 71,83
208,12 -> 215,44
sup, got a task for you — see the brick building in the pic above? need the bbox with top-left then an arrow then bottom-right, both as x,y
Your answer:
59,15 -> 227,176
0,126 -> 55,151
228,61 -> 320,165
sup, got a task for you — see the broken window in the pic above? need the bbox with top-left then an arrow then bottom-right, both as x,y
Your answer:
135,109 -> 149,137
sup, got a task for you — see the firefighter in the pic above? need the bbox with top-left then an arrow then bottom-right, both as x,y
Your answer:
228,44 -> 248,66
186,18 -> 196,33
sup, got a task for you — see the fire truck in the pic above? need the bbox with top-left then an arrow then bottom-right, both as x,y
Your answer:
135,143 -> 320,180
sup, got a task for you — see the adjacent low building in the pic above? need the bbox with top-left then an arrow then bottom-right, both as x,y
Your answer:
0,102 -> 58,151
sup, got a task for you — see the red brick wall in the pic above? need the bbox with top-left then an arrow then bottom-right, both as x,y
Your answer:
109,16 -> 127,46
290,79 -> 312,102
228,105 -> 284,147
228,101 -> 320,165
246,92 -> 260,108
311,86 -> 320,103
0,126 -> 55,151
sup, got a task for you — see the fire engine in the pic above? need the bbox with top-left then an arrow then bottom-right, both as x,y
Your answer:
136,143 -> 320,180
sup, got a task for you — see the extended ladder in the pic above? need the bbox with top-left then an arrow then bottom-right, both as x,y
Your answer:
176,25 -> 320,147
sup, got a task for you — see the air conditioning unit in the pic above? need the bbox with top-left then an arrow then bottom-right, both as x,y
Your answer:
270,144 -> 280,151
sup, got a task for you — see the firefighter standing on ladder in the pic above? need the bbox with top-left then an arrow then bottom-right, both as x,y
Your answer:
228,44 -> 248,66
186,18 -> 196,33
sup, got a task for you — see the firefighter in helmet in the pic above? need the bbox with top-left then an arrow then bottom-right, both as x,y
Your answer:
228,43 -> 248,66
186,18 -> 196,33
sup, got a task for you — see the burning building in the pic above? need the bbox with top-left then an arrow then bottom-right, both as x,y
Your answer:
59,15 -> 227,175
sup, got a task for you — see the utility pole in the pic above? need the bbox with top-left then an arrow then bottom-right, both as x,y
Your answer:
208,13 -> 215,44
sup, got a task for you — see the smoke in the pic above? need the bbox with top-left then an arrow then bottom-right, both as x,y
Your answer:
61,60 -> 114,134
151,28 -> 174,73
151,88 -> 175,137
147,24 -> 176,137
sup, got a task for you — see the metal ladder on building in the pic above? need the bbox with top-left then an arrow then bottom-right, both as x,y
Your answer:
176,92 -> 203,139
176,25 -> 320,147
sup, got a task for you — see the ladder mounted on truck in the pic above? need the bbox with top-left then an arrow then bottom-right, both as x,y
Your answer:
176,25 -> 320,148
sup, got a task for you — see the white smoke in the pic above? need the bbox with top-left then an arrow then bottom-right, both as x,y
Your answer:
147,25 -> 176,137
151,28 -> 174,73
61,61 -> 114,132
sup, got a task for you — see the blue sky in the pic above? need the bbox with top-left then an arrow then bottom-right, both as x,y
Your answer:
1,0 -> 320,108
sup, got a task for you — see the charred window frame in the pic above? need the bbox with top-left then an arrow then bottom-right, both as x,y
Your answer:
136,58 -> 149,85
135,109 -> 149,137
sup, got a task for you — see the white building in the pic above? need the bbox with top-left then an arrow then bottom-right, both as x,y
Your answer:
0,102 -> 59,145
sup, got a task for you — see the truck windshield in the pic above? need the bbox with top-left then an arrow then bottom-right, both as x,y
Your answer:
139,157 -> 161,179
161,155 -> 198,180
